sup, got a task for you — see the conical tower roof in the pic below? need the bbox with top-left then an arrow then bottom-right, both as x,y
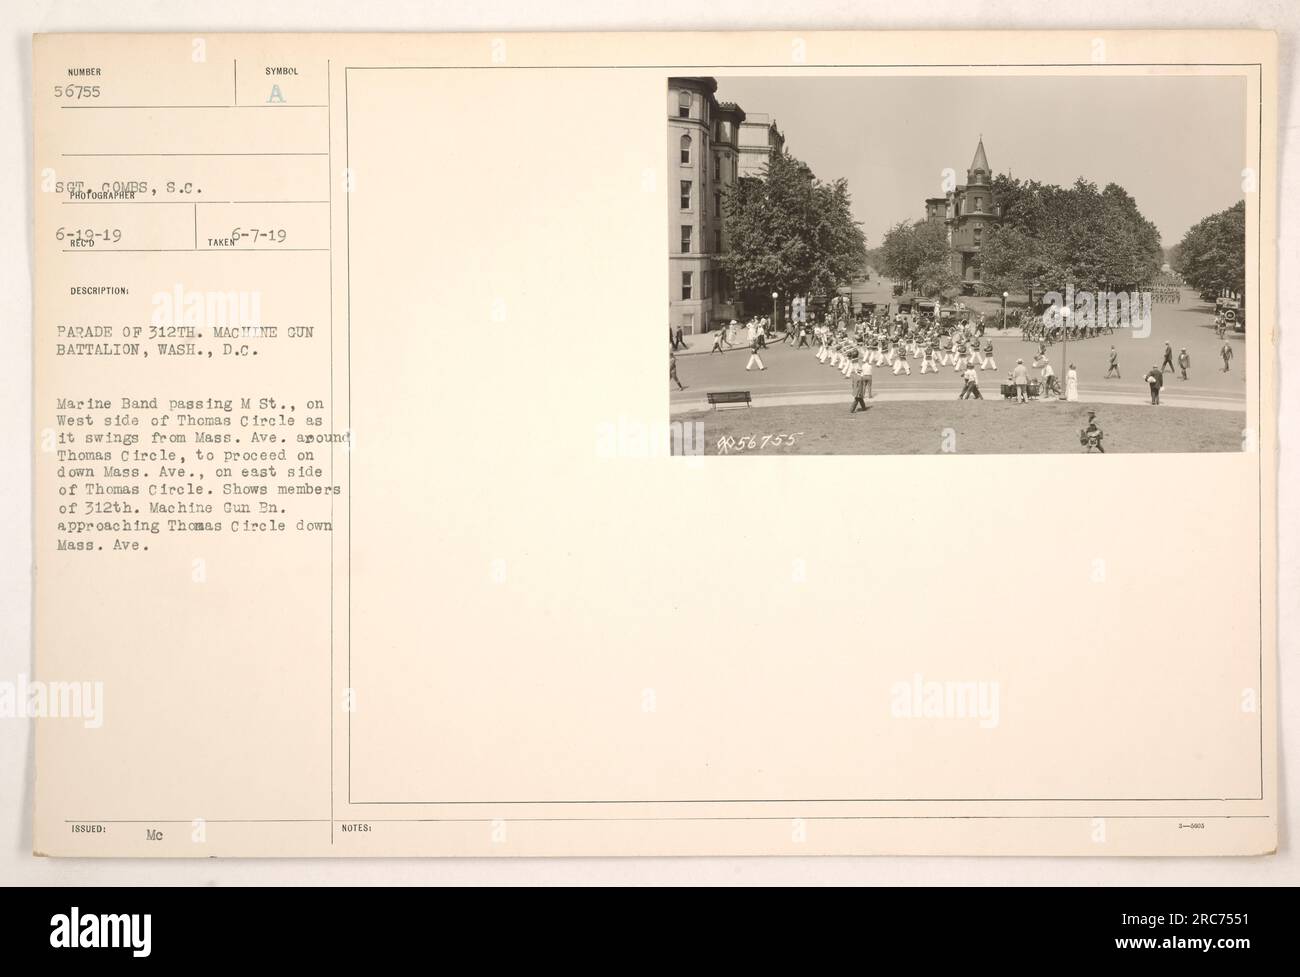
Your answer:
970,136 -> 989,174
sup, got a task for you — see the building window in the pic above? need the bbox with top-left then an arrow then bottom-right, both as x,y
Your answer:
680,181 -> 691,210
714,191 -> 721,217
714,155 -> 721,180
975,197 -> 983,213
974,225 -> 983,244
704,270 -> 712,299
681,271 -> 693,300
714,229 -> 722,252
678,91 -> 691,118
680,134 -> 691,165
681,225 -> 692,254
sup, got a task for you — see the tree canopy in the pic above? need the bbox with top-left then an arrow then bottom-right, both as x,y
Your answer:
720,150 -> 867,308
879,218 -> 961,299
979,176 -> 1163,295
1171,200 -> 1245,300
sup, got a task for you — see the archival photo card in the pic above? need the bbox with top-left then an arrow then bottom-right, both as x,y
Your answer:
30,31 -> 1276,858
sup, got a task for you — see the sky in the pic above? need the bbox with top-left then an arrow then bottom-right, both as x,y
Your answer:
714,74 -> 1248,250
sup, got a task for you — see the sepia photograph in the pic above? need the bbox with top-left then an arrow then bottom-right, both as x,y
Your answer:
668,74 -> 1251,454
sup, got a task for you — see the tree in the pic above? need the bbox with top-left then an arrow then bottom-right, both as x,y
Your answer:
1172,200 -> 1245,300
720,150 -> 867,311
986,174 -> 1162,295
979,225 -> 1047,297
880,218 -> 955,297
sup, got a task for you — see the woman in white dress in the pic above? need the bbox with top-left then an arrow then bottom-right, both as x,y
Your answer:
1065,363 -> 1079,402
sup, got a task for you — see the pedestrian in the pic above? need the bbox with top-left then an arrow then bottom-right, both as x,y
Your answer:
1144,364 -> 1163,405
960,364 -> 983,400
670,348 -> 685,391
850,365 -> 869,413
1065,363 -> 1079,402
710,329 -> 725,354
1041,360 -> 1059,399
1105,345 -> 1121,379
1012,358 -> 1030,404
860,356 -> 873,399
1221,341 -> 1234,372
1177,347 -> 1190,380
745,336 -> 766,372
1079,411 -> 1105,453
1161,342 -> 1175,373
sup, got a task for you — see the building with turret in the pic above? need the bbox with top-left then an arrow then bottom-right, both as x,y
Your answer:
924,137 -> 1000,288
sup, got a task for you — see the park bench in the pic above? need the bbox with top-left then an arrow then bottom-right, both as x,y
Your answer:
706,390 -> 752,410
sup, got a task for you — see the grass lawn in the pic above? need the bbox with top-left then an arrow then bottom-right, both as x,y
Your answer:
679,401 -> 1245,455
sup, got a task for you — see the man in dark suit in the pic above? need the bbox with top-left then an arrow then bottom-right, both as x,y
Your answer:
850,367 -> 869,413
1144,364 -> 1163,405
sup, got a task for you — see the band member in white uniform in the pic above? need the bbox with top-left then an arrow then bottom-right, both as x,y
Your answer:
980,341 -> 996,371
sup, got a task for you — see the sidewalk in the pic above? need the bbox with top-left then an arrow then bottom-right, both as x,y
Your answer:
670,387 -> 1245,415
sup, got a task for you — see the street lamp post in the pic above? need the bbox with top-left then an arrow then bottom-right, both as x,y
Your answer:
1059,305 -> 1070,401
771,291 -> 779,334
1001,291 -> 1008,332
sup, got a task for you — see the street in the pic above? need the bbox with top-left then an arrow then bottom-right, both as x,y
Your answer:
671,281 -> 1246,414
